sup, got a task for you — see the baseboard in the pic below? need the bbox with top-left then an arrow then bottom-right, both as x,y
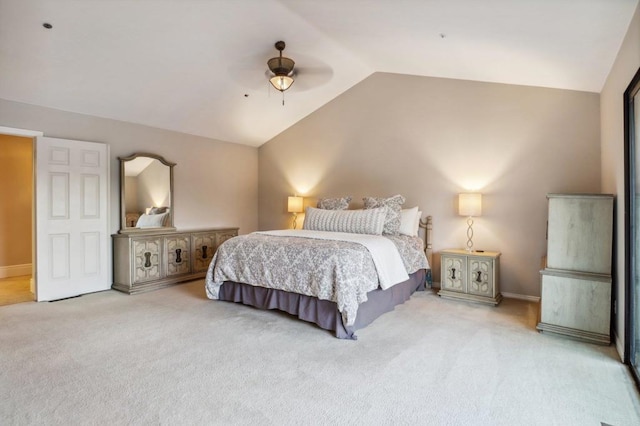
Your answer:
429,284 -> 540,303
0,264 -> 32,279
614,330 -> 624,362
501,292 -> 540,302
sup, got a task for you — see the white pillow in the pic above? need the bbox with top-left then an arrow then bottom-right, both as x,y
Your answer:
136,212 -> 168,228
399,207 -> 420,236
303,206 -> 386,235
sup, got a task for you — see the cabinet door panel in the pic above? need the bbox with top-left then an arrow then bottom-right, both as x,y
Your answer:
166,235 -> 191,277
133,238 -> 162,283
192,233 -> 217,273
546,197 -> 613,274
441,255 -> 467,293
540,274 -> 611,335
468,258 -> 494,297
216,230 -> 237,248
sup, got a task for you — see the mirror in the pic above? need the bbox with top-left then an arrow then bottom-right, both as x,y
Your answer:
119,153 -> 176,233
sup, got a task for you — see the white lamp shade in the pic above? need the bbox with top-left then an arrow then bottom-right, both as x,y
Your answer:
459,193 -> 482,217
288,196 -> 303,213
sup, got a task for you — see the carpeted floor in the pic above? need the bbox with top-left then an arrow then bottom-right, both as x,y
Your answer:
1,280 -> 639,426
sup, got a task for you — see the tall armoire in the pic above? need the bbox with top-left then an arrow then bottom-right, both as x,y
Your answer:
536,193 -> 614,345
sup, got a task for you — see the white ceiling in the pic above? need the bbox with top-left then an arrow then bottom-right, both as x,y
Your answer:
0,0 -> 637,147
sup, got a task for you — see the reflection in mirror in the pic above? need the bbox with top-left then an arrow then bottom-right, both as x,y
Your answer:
119,153 -> 175,233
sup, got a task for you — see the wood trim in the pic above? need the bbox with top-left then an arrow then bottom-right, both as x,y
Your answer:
0,264 -> 32,279
536,322 -> 610,345
540,268 -> 612,282
501,292 -> 541,302
547,193 -> 614,199
438,289 -> 502,306
0,127 -> 43,137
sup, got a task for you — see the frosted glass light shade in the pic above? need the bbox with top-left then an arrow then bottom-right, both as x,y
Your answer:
459,193 -> 482,217
288,196 -> 303,213
270,75 -> 294,92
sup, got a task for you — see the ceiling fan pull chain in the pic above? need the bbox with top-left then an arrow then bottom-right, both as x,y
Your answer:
282,91 -> 285,106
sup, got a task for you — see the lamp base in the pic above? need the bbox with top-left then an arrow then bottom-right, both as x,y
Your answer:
466,216 -> 474,251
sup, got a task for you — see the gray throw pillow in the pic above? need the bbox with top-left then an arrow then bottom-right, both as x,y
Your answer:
317,196 -> 352,210
363,194 -> 406,235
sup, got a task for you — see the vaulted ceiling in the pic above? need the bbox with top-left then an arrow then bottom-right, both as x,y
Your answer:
0,0 -> 637,147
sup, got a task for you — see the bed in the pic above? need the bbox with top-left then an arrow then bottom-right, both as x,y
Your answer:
205,200 -> 433,339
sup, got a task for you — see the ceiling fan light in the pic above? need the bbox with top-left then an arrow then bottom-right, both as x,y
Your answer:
269,75 -> 294,92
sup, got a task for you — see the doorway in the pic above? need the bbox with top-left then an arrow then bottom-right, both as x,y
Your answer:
625,66 -> 640,386
0,134 -> 34,306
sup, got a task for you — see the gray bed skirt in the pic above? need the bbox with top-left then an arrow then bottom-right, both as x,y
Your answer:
217,269 -> 427,340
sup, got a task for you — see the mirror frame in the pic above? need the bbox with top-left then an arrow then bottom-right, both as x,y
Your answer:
118,152 -> 176,233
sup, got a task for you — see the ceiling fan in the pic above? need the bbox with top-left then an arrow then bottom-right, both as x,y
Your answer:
267,41 -> 295,93
231,40 -> 333,103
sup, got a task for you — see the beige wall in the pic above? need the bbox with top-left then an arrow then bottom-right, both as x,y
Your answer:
259,73 -> 601,298
0,98 -> 259,237
136,159 -> 171,212
124,176 -> 138,213
601,2 -> 640,357
0,135 -> 33,268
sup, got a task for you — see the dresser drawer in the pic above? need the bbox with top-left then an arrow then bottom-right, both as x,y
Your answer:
191,232 -> 217,273
132,237 -> 163,283
166,235 -> 191,277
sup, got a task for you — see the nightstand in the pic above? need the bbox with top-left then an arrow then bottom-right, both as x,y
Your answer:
439,249 -> 502,306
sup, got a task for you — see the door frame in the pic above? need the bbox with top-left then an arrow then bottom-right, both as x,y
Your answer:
623,66 -> 640,386
0,126 -> 43,297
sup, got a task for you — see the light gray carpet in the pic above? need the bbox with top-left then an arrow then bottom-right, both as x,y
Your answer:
1,281 -> 639,426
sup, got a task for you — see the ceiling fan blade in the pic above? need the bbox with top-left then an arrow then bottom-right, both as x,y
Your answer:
291,66 -> 334,91
228,49 -> 334,93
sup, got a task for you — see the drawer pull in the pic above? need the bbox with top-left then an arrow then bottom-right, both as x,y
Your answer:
175,248 -> 182,263
202,245 -> 208,259
475,271 -> 482,283
143,252 -> 152,268
450,268 -> 456,280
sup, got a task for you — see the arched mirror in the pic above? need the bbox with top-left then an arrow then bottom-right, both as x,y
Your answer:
119,153 -> 176,233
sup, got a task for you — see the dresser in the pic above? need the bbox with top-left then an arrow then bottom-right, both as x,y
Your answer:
439,249 -> 502,306
536,194 -> 614,345
112,227 -> 238,294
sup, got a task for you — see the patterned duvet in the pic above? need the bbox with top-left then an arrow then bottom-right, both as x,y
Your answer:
205,231 -> 429,326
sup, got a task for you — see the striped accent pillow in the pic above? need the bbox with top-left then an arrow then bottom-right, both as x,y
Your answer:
303,207 -> 386,235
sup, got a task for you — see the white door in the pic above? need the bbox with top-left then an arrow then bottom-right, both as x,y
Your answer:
35,137 -> 109,301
